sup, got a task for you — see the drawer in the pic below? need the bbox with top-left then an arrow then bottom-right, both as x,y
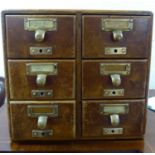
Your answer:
82,60 -> 147,99
8,60 -> 75,100
82,100 -> 145,138
10,101 -> 76,140
6,15 -> 76,58
82,15 -> 152,58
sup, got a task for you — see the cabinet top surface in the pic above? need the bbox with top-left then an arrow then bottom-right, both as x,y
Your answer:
1,10 -> 153,16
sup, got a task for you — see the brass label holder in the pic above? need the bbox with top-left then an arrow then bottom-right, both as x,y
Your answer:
100,63 -> 131,76
28,105 -> 58,129
100,103 -> 129,127
26,63 -> 58,86
24,18 -> 57,42
100,104 -> 129,115
28,105 -> 58,117
100,63 -> 131,87
101,18 -> 133,41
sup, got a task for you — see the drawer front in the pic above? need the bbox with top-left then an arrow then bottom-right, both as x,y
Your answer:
82,100 -> 145,138
8,60 -> 75,100
82,15 -> 151,58
6,15 -> 76,58
10,101 -> 76,140
82,60 -> 147,99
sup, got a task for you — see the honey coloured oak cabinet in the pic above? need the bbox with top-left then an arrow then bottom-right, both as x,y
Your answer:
1,10 -> 153,149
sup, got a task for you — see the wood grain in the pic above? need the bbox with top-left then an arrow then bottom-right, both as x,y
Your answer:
1,10 -> 154,152
6,15 -> 76,58
0,92 -> 154,152
8,60 -> 76,100
82,15 -> 152,58
82,100 -> 145,138
82,60 -> 148,99
10,101 -> 76,141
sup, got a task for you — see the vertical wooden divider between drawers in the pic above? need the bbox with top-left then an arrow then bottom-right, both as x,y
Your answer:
76,12 -> 82,138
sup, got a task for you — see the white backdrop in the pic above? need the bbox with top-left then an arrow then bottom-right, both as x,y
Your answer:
0,0 -> 155,88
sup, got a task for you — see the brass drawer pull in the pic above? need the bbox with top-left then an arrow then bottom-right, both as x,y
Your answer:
100,104 -> 129,126
24,18 -> 57,42
100,63 -> 131,87
28,105 -> 58,129
36,74 -> 47,86
112,30 -> 123,41
38,116 -> 48,129
35,29 -> 45,42
26,63 -> 58,86
110,74 -> 121,87
110,114 -> 120,126
102,18 -> 133,41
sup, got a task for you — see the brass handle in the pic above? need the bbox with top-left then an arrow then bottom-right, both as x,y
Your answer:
38,116 -> 48,129
36,74 -> 47,86
110,114 -> 120,126
110,74 -> 121,87
101,19 -> 133,42
100,104 -> 129,126
35,29 -> 46,42
24,18 -> 57,42
26,63 -> 58,86
112,30 -> 123,41
27,105 -> 58,129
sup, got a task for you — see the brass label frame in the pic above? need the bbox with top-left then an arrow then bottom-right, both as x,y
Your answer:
28,105 -> 58,117
101,19 -> 133,31
100,103 -> 129,115
26,63 -> 58,75
24,18 -> 57,31
100,63 -> 131,75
